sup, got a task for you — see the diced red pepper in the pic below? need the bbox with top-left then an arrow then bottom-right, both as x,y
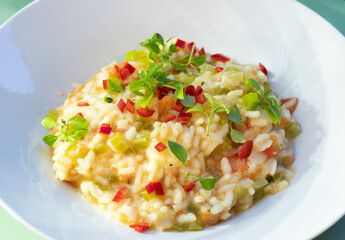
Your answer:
175,38 -> 186,48
77,101 -> 89,107
160,86 -> 172,93
211,53 -> 230,62
187,42 -> 198,54
152,181 -> 164,196
164,113 -> 176,123
238,140 -> 253,159
281,97 -> 299,114
228,155 -> 248,172
215,67 -> 224,73
155,142 -> 167,152
184,182 -> 196,192
123,62 -> 135,74
119,68 -> 130,80
177,113 -> 192,124
75,112 -> 83,117
172,99 -> 184,112
185,85 -> 196,96
199,47 -> 206,56
112,187 -> 127,202
145,182 -> 155,194
195,86 -> 203,95
115,62 -> 136,80
263,147 -> 281,159
258,62 -> 267,75
195,94 -> 205,104
99,123 -> 112,134
129,222 -> 149,233
117,98 -> 126,113
155,88 -> 164,100
103,79 -> 108,90
126,99 -> 135,113
137,107 -> 155,117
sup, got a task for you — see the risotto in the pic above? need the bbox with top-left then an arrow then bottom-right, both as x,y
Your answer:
41,34 -> 301,232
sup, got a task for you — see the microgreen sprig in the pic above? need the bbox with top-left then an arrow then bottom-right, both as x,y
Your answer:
102,77 -> 124,103
171,45 -> 206,73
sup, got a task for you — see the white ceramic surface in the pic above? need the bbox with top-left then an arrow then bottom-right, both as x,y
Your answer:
1,0 -> 345,239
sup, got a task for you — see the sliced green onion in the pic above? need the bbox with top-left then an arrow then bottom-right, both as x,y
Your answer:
253,188 -> 265,200
188,221 -> 203,231
93,143 -> 108,155
169,222 -> 184,232
273,173 -> 285,182
253,178 -> 268,190
109,132 -> 129,153
234,186 -> 248,199
186,202 -> 199,216
285,121 -> 302,139
133,130 -> 150,149
141,191 -> 155,201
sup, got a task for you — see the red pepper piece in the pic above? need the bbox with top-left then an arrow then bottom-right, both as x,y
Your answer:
119,68 -> 130,80
155,88 -> 163,100
112,187 -> 127,202
211,53 -> 230,62
195,94 -> 206,104
145,182 -> 155,194
195,86 -> 203,95
99,123 -> 112,134
187,42 -> 198,54
177,113 -> 192,124
117,98 -> 126,113
163,113 -> 176,123
77,101 -> 89,107
154,142 -> 167,152
160,86 -> 172,93
199,47 -> 206,56
103,79 -> 108,90
263,147 -> 281,159
258,62 -> 267,75
238,140 -> 253,159
123,62 -> 135,74
281,97 -> 299,114
115,62 -> 136,80
75,112 -> 83,117
126,99 -> 135,113
153,181 -> 164,196
215,67 -> 224,73
175,38 -> 186,48
184,182 -> 196,192
129,222 -> 149,233
172,99 -> 184,112
185,85 -> 196,96
137,107 -> 155,117
228,155 -> 248,172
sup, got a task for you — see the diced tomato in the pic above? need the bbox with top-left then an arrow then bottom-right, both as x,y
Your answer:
126,99 -> 135,113
155,142 -> 167,152
258,62 -> 268,75
103,79 -> 108,90
129,222 -> 149,233
172,99 -> 184,112
215,67 -> 224,73
99,123 -> 112,134
195,86 -> 203,95
152,181 -> 164,196
185,85 -> 196,96
184,182 -> 196,192
263,147 -> 281,159
177,113 -> 192,124
238,140 -> 253,159
137,107 -> 155,117
228,155 -> 248,172
77,101 -> 89,107
145,182 -> 155,194
175,38 -> 186,48
155,88 -> 164,100
210,53 -> 230,62
187,42 -> 198,54
117,98 -> 126,113
112,187 -> 127,202
164,113 -> 176,123
195,94 -> 205,104
160,86 -> 173,93
75,112 -> 83,117
199,47 -> 206,56
281,97 -> 299,114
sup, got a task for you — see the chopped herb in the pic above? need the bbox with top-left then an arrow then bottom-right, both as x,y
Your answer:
229,128 -> 246,143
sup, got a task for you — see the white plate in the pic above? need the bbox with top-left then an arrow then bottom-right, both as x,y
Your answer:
0,0 -> 345,239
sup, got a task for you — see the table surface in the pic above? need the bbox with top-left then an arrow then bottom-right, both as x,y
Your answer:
0,0 -> 344,239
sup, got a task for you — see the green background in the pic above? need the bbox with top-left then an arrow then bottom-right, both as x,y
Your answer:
0,0 -> 344,239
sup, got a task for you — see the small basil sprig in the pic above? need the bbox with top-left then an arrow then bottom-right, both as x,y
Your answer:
240,79 -> 281,124
171,45 -> 206,73
41,115 -> 89,146
228,105 -> 246,143
102,77 -> 124,103
168,140 -> 217,190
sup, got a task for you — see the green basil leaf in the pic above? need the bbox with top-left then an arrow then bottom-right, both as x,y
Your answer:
43,134 -> 58,147
196,177 -> 217,190
229,106 -> 242,124
175,55 -> 190,62
230,128 -> 246,143
168,140 -> 188,166
266,103 -> 281,125
174,87 -> 184,102
41,117 -> 58,128
138,92 -> 154,108
181,93 -> 194,107
108,77 -> 124,93
245,79 -> 261,91
154,33 -> 164,45
186,105 -> 206,114
67,116 -> 89,130
148,41 -> 160,54
191,55 -> 206,66
239,92 -> 260,111
204,93 -> 216,107
171,61 -> 186,71
264,89 -> 272,97
169,44 -> 176,53
70,129 -> 88,140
